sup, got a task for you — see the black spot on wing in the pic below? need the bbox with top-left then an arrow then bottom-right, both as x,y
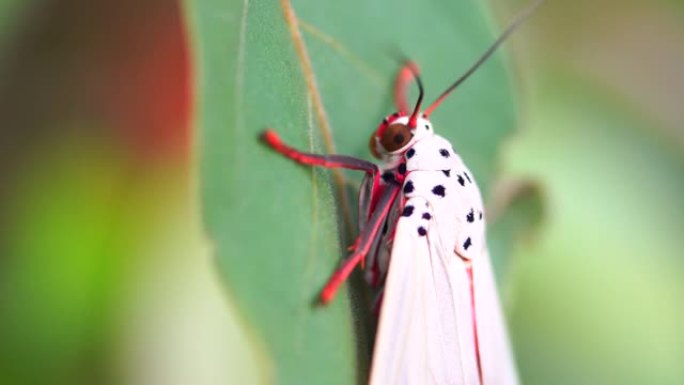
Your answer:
406,148 -> 415,159
397,163 -> 406,175
439,148 -> 450,158
382,172 -> 395,183
403,181 -> 414,194
463,237 -> 472,250
442,169 -> 451,177
464,171 -> 472,183
417,227 -> 427,236
432,185 -> 446,197
402,205 -> 414,217
466,209 -> 474,223
479,211 -> 483,220
422,212 -> 431,220
457,175 -> 465,186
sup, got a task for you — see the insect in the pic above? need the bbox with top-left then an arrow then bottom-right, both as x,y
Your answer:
260,1 -> 543,384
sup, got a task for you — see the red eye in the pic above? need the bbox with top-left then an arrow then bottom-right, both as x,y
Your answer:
379,123 -> 412,152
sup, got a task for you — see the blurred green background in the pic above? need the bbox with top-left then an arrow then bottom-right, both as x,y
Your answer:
0,0 -> 682,384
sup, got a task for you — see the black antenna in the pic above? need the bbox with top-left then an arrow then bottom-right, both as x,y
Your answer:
424,0 -> 545,117
406,63 -> 424,128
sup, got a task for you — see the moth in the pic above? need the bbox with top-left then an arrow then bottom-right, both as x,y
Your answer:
260,2 -> 543,384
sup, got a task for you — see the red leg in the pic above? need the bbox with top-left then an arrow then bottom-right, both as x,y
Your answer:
262,128 -> 394,304
320,183 -> 400,304
393,61 -> 420,114
261,129 -> 378,174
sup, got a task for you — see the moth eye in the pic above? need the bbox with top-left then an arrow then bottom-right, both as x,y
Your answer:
369,134 -> 381,159
380,123 -> 412,152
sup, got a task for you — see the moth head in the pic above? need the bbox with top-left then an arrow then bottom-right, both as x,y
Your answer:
370,61 -> 432,159
369,113 -> 433,159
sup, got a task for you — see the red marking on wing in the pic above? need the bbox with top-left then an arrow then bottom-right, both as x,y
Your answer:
466,261 -> 484,385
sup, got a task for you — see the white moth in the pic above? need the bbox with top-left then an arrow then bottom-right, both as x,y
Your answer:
366,115 -> 517,385
261,2 -> 543,383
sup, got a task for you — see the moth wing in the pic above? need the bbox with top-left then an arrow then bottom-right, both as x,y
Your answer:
446,167 -> 518,384
369,199 -> 480,385
472,247 -> 519,385
445,182 -> 518,384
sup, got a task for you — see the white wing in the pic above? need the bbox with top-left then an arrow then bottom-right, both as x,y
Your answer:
369,197 -> 480,385
471,247 -> 519,385
369,196 -> 518,385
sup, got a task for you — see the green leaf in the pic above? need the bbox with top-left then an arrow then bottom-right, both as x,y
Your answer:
488,179 -> 546,285
186,0 -> 518,383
